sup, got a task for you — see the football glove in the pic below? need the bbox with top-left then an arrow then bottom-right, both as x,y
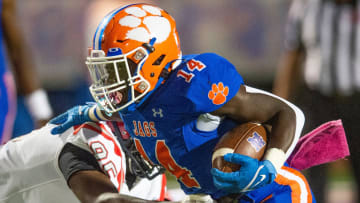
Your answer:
211,153 -> 277,193
50,104 -> 95,134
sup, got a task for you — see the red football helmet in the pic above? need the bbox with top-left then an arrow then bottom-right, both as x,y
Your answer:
86,4 -> 181,113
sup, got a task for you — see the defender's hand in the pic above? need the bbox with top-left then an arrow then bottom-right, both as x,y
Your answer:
211,153 -> 276,193
50,105 -> 93,134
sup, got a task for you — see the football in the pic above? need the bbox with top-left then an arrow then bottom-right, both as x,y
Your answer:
212,122 -> 268,172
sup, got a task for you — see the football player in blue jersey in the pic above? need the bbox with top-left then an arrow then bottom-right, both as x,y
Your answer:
0,0 -> 53,144
50,4 -> 316,202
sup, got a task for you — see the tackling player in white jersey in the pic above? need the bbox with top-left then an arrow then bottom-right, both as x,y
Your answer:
0,121 -> 166,203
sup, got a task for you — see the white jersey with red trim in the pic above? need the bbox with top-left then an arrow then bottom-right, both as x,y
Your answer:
0,123 -> 166,203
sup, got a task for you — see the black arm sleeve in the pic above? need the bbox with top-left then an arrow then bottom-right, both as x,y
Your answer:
58,143 -> 104,183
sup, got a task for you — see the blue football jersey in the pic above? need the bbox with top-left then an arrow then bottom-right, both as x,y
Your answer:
120,53 -> 244,196
0,0 -> 7,76
0,0 -> 15,144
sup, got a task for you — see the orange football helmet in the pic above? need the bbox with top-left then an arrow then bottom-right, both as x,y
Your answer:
86,4 -> 181,113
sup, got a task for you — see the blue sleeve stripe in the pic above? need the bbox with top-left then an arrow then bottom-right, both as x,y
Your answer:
93,108 -> 103,121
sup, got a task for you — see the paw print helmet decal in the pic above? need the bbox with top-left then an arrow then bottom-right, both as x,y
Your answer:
86,4 -> 181,113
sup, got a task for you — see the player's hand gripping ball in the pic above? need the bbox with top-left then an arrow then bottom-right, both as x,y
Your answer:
212,122 -> 267,172
212,122 -> 274,193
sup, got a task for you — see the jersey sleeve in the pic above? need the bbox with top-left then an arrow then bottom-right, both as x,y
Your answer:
58,143 -> 103,182
63,122 -> 126,191
184,53 -> 244,113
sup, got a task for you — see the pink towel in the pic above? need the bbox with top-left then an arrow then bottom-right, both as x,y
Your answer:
286,119 -> 350,170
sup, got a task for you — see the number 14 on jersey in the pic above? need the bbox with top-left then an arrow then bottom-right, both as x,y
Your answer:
177,59 -> 207,83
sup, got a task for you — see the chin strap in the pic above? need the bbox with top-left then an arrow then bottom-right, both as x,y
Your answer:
110,121 -> 165,188
159,68 -> 170,79
141,37 -> 156,53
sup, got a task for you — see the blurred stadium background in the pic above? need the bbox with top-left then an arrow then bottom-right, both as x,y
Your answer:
10,0 -> 356,202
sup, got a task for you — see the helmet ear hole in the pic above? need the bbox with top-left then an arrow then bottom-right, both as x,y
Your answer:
152,54 -> 165,65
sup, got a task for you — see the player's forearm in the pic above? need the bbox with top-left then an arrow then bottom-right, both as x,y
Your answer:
272,50 -> 303,99
263,103 -> 304,173
95,193 -> 173,203
68,170 -> 119,203
2,0 -> 53,123
88,105 -> 122,122
244,86 -> 304,157
242,86 -> 304,172
2,0 -> 41,95
266,107 -> 299,154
